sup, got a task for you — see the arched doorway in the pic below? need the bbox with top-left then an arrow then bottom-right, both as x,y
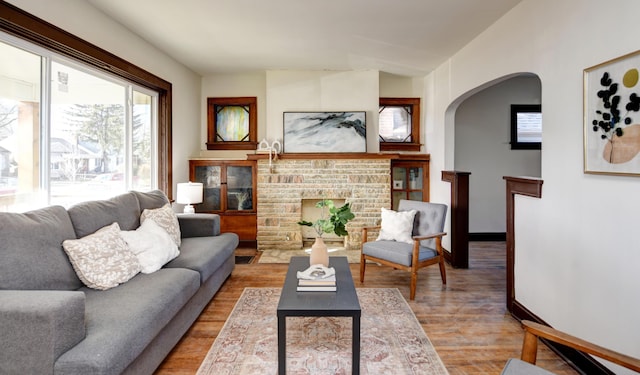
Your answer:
445,72 -> 542,307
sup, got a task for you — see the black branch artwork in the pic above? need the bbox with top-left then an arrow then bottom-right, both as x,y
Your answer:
592,72 -> 640,162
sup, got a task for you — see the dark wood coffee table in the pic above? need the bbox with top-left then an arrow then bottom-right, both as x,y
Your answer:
277,256 -> 361,375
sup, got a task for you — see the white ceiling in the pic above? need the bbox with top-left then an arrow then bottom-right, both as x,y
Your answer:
87,0 -> 522,77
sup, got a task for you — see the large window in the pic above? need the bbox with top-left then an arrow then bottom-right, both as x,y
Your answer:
0,37 -> 157,211
0,2 -> 172,212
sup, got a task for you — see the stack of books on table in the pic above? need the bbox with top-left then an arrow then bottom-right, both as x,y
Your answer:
297,274 -> 336,292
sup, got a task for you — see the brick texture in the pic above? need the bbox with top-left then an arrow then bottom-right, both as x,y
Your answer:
257,159 -> 390,250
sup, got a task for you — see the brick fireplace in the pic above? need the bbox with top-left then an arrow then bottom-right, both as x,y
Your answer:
255,156 -> 391,251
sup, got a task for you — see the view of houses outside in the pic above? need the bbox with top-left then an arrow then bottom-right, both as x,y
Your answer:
0,40 -> 155,212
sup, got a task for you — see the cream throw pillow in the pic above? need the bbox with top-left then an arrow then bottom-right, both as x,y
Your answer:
62,222 -> 141,290
376,207 -> 417,244
140,203 -> 181,247
120,219 -> 180,274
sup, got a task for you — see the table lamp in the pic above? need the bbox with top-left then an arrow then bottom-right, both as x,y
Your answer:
176,181 -> 203,214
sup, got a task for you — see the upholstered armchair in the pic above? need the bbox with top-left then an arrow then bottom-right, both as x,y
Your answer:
360,200 -> 448,300
502,320 -> 640,374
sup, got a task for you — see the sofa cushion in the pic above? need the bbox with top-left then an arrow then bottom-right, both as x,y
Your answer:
141,203 -> 181,247
164,233 -> 238,283
120,219 -> 179,274
132,189 -> 170,211
54,268 -> 200,375
62,223 -> 142,290
0,205 -> 82,290
68,192 -> 141,238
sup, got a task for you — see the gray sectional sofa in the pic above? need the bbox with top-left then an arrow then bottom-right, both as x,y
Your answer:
0,190 -> 239,375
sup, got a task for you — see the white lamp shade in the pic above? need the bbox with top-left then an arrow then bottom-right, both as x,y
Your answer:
176,182 -> 203,204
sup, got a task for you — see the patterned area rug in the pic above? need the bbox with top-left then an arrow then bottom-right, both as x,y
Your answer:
196,288 -> 449,375
258,248 -> 362,263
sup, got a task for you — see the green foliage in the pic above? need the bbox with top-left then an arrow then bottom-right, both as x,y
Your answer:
0,100 -> 17,141
64,104 -> 125,172
297,199 -> 355,237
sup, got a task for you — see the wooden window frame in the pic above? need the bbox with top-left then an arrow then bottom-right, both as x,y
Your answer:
0,2 -> 173,196
206,97 -> 257,150
379,97 -> 421,152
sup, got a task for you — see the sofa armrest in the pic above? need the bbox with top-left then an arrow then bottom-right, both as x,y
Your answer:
178,213 -> 221,237
0,290 -> 86,375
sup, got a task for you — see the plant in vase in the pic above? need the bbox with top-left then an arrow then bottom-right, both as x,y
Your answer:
297,199 -> 355,267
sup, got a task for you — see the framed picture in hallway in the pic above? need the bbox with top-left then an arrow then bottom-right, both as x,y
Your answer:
283,111 -> 366,153
584,49 -> 640,176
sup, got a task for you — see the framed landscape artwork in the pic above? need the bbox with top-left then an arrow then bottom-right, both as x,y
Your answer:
584,50 -> 640,176
283,112 -> 366,153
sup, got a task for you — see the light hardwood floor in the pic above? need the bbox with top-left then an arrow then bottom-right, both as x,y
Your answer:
155,242 -> 579,374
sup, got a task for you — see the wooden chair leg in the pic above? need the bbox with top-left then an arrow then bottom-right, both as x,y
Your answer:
439,257 -> 447,285
360,253 -> 366,282
521,330 -> 539,364
410,271 -> 417,300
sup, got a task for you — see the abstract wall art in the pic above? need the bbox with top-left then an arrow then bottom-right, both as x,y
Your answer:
584,50 -> 640,176
283,112 -> 366,153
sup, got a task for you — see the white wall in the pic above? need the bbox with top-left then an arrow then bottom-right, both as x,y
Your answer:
8,0 -> 202,197
266,70 -> 380,152
200,70 -> 380,156
427,0 -> 640,371
455,75 -> 541,233
379,72 -> 427,154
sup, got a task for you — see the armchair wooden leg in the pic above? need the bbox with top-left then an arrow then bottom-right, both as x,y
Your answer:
439,258 -> 447,285
360,253 -> 366,282
410,271 -> 417,300
521,330 -> 539,364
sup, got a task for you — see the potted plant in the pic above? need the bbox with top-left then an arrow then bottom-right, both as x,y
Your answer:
297,199 -> 355,266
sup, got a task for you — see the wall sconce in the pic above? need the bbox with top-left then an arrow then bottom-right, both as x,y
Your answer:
257,138 -> 282,173
176,181 -> 203,214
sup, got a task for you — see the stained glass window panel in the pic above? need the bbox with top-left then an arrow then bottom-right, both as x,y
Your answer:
216,105 -> 249,142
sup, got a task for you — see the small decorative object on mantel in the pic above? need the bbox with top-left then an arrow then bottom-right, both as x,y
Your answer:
296,264 -> 337,292
297,199 -> 355,267
256,138 -> 281,173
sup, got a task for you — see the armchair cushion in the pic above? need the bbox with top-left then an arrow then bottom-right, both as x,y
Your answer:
362,240 -> 438,267
376,207 -> 417,244
501,358 -> 555,375
398,200 -> 447,249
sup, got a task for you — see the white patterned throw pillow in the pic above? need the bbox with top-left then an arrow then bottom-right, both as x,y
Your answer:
376,207 -> 417,244
140,203 -> 181,247
62,222 -> 141,290
120,219 -> 180,274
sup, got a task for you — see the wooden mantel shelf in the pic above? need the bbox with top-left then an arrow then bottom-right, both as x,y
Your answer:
246,153 -> 430,160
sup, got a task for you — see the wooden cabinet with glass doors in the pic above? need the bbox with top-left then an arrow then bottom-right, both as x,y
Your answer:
391,157 -> 429,210
188,159 -> 257,245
